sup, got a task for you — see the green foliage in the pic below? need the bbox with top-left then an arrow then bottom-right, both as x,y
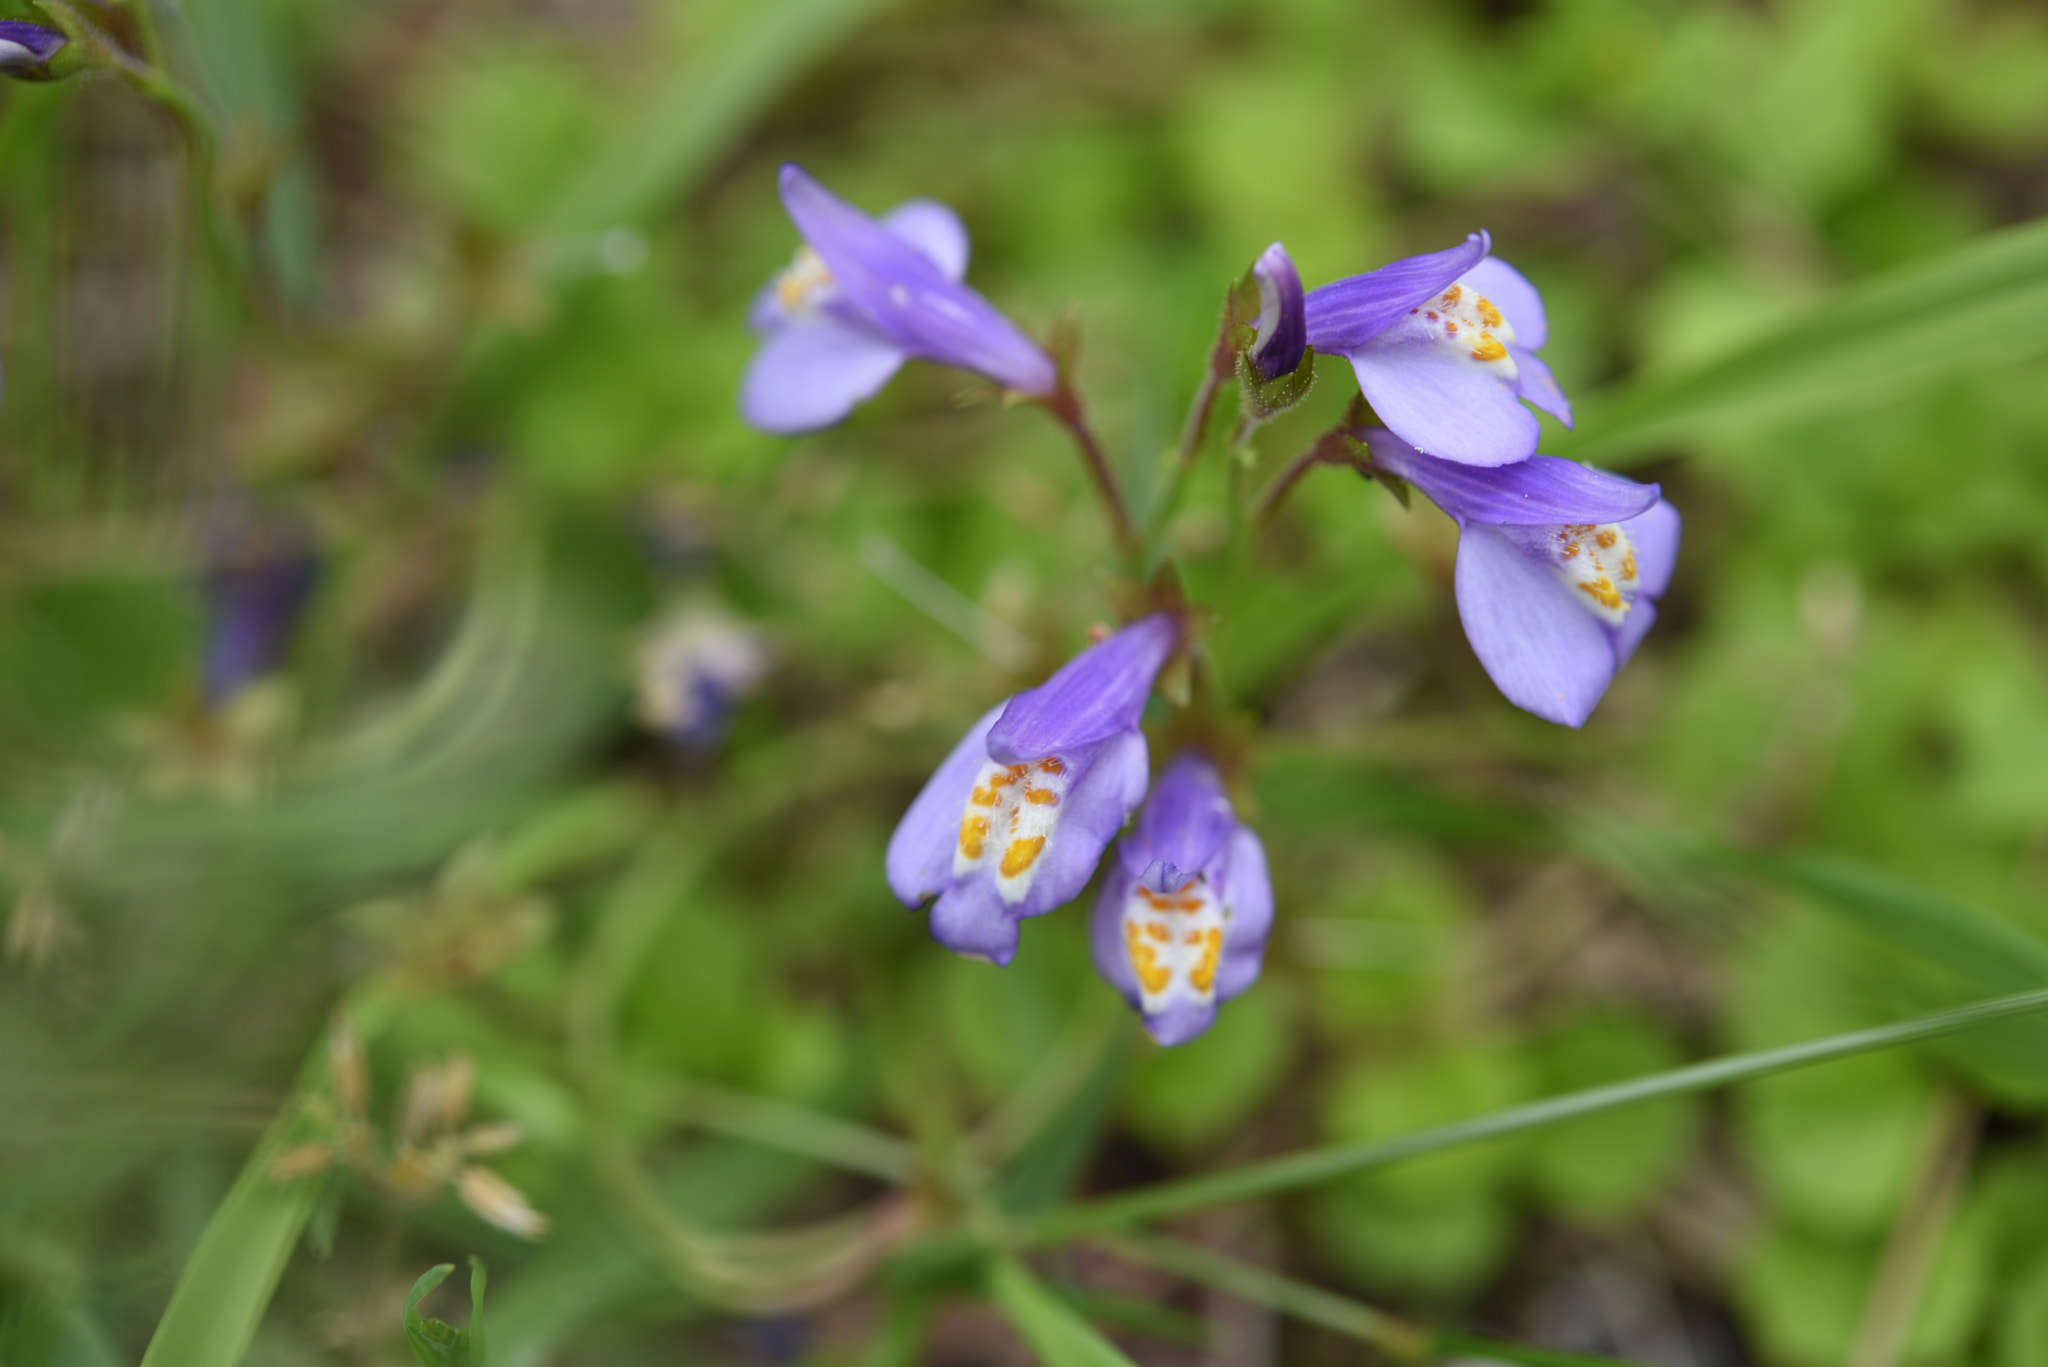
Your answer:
8,0 -> 2048,1363
401,1258 -> 488,1367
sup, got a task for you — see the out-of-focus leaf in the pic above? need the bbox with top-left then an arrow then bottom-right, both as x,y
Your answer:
985,1257 -> 1141,1367
996,1031 -> 1130,1216
1563,215 -> 2048,463
1740,850 -> 2048,994
545,0 -> 896,232
1523,1014 -> 1697,1220
136,1133 -> 316,1367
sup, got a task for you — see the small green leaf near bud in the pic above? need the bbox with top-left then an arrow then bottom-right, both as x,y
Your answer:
1235,344 -> 1317,424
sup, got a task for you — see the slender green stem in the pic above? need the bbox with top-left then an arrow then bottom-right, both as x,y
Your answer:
657,1078 -> 919,1184
1042,384 -> 1143,567
1250,425 -> 1364,531
1096,1234 -> 1657,1367
1016,986 -> 2048,1243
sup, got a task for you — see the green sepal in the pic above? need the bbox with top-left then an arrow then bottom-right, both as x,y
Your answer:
1234,343 -> 1317,424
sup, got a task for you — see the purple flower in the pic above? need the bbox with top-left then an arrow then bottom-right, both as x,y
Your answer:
633,604 -> 771,750
1366,428 -> 1680,728
886,615 -> 1179,965
0,21 -> 65,78
1305,234 -> 1571,468
200,505 -> 319,705
1091,751 -> 1272,1046
741,164 -> 1058,435
1248,242 -> 1306,381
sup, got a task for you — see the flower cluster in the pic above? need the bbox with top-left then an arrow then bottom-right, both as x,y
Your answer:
271,1020 -> 548,1240
741,165 -> 1681,1040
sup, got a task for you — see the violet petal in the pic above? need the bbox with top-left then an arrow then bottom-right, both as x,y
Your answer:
778,164 -> 1055,396
885,703 -> 1006,908
1364,428 -> 1659,527
1511,347 -> 1573,427
1454,525 -> 1617,728
739,312 -> 909,435
1345,341 -> 1541,468
987,614 -> 1177,764
1302,232 -> 1490,354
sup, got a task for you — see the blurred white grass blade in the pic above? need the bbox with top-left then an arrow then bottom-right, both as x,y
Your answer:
859,532 -> 1034,670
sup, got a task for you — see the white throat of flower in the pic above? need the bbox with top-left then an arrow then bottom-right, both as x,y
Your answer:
773,245 -> 837,316
1120,865 -> 1226,1013
0,39 -> 38,68
1508,521 -> 1642,626
1400,278 -> 1518,381
955,756 -> 1071,904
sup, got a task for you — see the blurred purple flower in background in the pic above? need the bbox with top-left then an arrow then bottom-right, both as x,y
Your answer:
1091,750 -> 1271,1046
741,164 -> 1057,435
0,21 -> 65,79
633,603 -> 771,751
886,615 -> 1178,965
1365,428 -> 1679,727
200,501 -> 319,706
1247,242 -> 1306,381
1306,234 -> 1571,468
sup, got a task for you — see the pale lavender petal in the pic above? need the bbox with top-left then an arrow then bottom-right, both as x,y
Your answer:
1363,428 -> 1658,527
1213,828 -> 1273,1000
1090,863 -> 1142,1003
740,313 -> 909,435
1612,599 -> 1660,669
1116,751 -> 1234,882
1464,257 -> 1547,349
987,614 -> 1177,764
1009,729 -> 1150,920
1511,348 -> 1572,427
1250,242 -> 1306,380
1302,232 -> 1490,354
1146,1002 -> 1220,1048
885,703 -> 1006,908
930,877 -> 1021,964
1455,525 -> 1617,728
778,164 -> 1055,396
1347,343 -> 1541,468
881,200 -> 970,281
1623,498 -> 1682,598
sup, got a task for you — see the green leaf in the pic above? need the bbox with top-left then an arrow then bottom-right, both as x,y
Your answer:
402,1258 -> 489,1367
1561,215 -> 2048,463
136,1137 -> 318,1367
985,1258 -> 1142,1367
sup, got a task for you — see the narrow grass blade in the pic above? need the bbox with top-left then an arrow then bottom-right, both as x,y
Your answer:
1017,987 -> 2048,1243
1560,216 -> 2048,463
985,1257 -> 1142,1367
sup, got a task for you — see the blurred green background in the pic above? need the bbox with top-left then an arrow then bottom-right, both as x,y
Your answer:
6,0 -> 2048,1363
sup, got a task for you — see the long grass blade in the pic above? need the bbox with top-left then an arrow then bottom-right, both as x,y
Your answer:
1017,986 -> 2048,1243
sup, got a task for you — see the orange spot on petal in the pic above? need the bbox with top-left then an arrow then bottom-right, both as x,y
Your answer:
1000,837 -> 1046,878
959,816 -> 988,860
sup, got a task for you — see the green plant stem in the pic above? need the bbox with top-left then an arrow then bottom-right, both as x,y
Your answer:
1095,1233 -> 1655,1367
1015,986 -> 2048,1243
1043,385 -> 1143,568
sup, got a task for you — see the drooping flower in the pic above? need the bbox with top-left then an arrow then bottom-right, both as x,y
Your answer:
1365,427 -> 1680,727
1091,751 -> 1271,1046
742,164 -> 1058,435
199,500 -> 319,705
1306,234 -> 1571,468
886,614 -> 1179,965
1247,242 -> 1306,381
632,602 -> 771,750
0,21 -> 66,80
